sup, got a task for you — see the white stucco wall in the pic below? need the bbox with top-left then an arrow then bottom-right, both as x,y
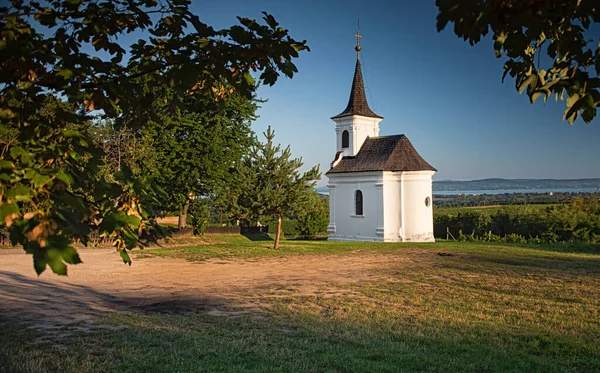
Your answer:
328,170 -> 435,243
333,115 -> 382,157
327,172 -> 384,241
396,171 -> 435,242
382,172 -> 402,241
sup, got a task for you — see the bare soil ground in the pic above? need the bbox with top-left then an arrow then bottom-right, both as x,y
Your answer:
0,246 -> 421,332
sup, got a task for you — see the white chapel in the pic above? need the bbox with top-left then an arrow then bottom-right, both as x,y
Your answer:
326,31 -> 437,242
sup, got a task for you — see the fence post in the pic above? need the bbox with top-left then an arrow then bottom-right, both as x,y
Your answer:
446,227 -> 457,241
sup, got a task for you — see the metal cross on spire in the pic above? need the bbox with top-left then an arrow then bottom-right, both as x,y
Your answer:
355,20 -> 362,60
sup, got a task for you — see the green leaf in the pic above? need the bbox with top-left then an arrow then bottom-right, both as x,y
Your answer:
32,251 -> 48,275
55,169 -> 73,184
46,248 -> 68,276
0,160 -> 13,169
0,203 -> 19,222
57,69 -> 74,80
17,81 -> 33,90
33,173 -> 51,188
518,74 -> 537,94
63,129 -> 80,137
563,93 -> 584,124
243,71 -> 255,85
9,146 -> 32,164
119,249 -> 132,265
6,185 -> 31,202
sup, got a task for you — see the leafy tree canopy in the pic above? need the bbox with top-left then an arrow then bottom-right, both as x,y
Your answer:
146,90 -> 257,228
436,0 -> 600,124
0,0 -> 308,274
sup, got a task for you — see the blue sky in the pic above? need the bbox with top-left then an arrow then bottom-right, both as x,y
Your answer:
116,1 -> 596,185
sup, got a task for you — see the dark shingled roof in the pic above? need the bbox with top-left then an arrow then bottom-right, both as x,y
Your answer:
331,59 -> 383,120
327,135 -> 437,174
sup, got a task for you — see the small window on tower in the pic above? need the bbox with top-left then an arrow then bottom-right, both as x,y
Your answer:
425,196 -> 431,207
342,130 -> 349,148
355,190 -> 363,215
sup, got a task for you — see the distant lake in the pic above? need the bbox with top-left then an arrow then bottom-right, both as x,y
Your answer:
433,188 -> 598,195
315,187 -> 599,196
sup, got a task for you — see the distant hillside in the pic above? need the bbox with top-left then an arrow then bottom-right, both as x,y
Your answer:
315,186 -> 329,195
433,178 -> 600,191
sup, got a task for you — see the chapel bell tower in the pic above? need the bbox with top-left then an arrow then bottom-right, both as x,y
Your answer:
331,28 -> 383,158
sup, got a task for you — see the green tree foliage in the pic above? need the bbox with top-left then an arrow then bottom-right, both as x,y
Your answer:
436,0 -> 600,124
90,120 -> 155,181
146,92 -> 257,229
188,199 -> 210,235
296,190 -> 329,239
435,197 -> 600,243
0,0 -> 308,274
235,126 -> 320,248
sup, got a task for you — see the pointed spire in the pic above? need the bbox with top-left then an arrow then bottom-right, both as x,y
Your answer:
332,27 -> 382,120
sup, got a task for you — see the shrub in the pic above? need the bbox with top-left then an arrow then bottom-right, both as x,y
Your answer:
296,193 -> 329,238
268,219 -> 300,237
435,197 -> 600,244
191,215 -> 209,235
188,199 -> 210,235
506,233 -> 527,244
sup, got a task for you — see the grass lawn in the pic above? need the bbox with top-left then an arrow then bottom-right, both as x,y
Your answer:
1,235 -> 599,372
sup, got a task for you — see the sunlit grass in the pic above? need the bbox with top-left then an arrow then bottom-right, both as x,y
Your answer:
1,235 -> 599,372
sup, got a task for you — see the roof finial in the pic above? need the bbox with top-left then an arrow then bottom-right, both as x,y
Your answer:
355,19 -> 362,60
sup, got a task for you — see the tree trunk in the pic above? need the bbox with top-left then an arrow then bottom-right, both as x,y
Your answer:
178,200 -> 190,230
274,213 -> 282,249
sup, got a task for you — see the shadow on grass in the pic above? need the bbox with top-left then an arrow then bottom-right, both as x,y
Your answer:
435,247 -> 600,276
0,269 -> 599,372
0,271 -> 237,320
523,242 -> 600,255
1,296 -> 598,373
241,233 -> 273,241
287,236 -> 329,241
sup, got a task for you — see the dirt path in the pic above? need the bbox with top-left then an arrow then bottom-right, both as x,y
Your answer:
0,247 -> 424,330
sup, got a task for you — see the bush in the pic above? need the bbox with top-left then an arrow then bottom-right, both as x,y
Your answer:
435,197 -> 600,244
506,233 -> 527,244
296,192 -> 329,238
188,199 -> 210,235
267,219 -> 300,236
191,215 -> 209,235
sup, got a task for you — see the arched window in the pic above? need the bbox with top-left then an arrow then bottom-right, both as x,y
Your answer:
342,130 -> 349,148
355,190 -> 363,216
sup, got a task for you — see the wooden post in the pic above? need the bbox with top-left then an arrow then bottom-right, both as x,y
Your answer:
446,227 -> 457,241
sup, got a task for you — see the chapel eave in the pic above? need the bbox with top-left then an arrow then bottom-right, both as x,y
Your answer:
326,135 -> 437,175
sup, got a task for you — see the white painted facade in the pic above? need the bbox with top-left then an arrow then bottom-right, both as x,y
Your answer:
327,100 -> 435,242
333,115 -> 382,157
327,170 -> 435,242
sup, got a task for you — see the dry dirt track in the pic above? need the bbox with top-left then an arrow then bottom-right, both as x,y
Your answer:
0,247 -> 422,330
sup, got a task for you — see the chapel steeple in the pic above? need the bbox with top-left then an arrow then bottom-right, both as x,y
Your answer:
331,28 -> 384,158
331,28 -> 383,120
